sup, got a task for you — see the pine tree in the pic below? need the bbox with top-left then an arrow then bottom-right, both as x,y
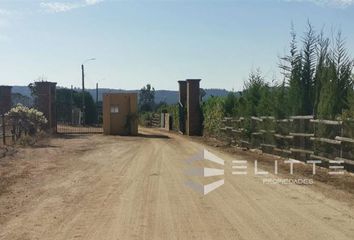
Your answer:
274,81 -> 289,119
243,69 -> 266,116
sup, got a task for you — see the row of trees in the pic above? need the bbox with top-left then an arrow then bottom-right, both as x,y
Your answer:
281,23 -> 353,118
202,23 -> 353,135
208,23 -> 354,121
56,88 -> 98,124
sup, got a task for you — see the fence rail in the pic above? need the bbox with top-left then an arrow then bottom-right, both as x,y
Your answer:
220,116 -> 354,172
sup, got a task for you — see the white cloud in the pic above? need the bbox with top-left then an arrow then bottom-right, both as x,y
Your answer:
40,0 -> 103,13
286,0 -> 354,8
40,2 -> 78,13
85,0 -> 104,5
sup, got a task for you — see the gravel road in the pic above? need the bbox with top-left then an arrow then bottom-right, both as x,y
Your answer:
0,128 -> 353,240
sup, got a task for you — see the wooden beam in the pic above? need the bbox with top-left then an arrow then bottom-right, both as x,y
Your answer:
335,136 -> 354,144
310,137 -> 341,145
290,115 -> 314,120
310,119 -> 342,125
260,116 -> 275,120
276,119 -> 293,122
310,154 -> 332,162
290,148 -> 314,154
335,157 -> 354,166
261,143 -> 276,148
251,116 -> 263,122
274,134 -> 293,139
289,132 -> 314,137
260,129 -> 275,133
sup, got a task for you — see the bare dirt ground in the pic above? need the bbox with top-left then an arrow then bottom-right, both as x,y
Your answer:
1,127 -> 354,240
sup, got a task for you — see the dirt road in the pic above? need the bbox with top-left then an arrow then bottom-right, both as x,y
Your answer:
1,128 -> 354,240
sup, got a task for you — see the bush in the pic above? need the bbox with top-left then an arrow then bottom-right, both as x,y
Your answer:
156,104 -> 179,131
6,104 -> 48,136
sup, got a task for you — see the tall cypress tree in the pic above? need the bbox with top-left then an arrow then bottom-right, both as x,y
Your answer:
301,22 -> 317,115
280,25 -> 303,116
313,31 -> 330,116
317,32 -> 353,119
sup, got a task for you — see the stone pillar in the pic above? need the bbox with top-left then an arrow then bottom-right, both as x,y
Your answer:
0,86 -> 12,114
35,82 -> 57,132
178,80 -> 187,107
186,79 -> 201,136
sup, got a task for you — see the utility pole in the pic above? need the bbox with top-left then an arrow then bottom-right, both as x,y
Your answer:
96,83 -> 98,104
81,64 -> 85,125
96,83 -> 99,124
80,58 -> 95,125
70,85 -> 73,125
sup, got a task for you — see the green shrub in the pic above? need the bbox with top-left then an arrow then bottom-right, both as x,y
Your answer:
6,104 -> 48,136
139,112 -> 154,127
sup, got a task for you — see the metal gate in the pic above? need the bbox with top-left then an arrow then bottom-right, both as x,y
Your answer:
56,89 -> 103,134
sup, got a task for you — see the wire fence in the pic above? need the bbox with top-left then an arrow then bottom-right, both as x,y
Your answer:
220,115 -> 354,172
57,123 -> 103,134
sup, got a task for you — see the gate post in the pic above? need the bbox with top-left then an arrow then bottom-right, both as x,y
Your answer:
34,82 -> 57,133
0,86 -> 12,114
186,79 -> 202,136
2,114 -> 5,146
178,80 -> 187,134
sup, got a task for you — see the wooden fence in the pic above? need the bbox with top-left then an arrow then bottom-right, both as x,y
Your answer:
220,115 -> 354,172
149,114 -> 161,128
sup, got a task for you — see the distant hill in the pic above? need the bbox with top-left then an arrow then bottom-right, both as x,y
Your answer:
11,86 -> 230,105
12,86 -> 32,97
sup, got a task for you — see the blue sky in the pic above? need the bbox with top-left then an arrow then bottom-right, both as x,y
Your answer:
0,0 -> 353,91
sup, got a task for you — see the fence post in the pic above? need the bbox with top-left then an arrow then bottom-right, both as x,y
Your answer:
2,114 -> 5,145
340,121 -> 343,159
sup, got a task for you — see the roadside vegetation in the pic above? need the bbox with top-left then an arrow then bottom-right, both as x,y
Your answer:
134,23 -> 354,138
202,23 -> 354,135
5,104 -> 48,145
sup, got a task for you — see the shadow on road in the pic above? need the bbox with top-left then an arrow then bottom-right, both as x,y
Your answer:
137,133 -> 170,139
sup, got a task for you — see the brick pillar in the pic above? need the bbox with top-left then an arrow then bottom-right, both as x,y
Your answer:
186,79 -> 201,136
35,82 -> 57,132
178,80 -> 187,134
178,80 -> 187,107
0,86 -> 12,114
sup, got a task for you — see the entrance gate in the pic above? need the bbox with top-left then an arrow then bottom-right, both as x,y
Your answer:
56,87 -> 103,134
